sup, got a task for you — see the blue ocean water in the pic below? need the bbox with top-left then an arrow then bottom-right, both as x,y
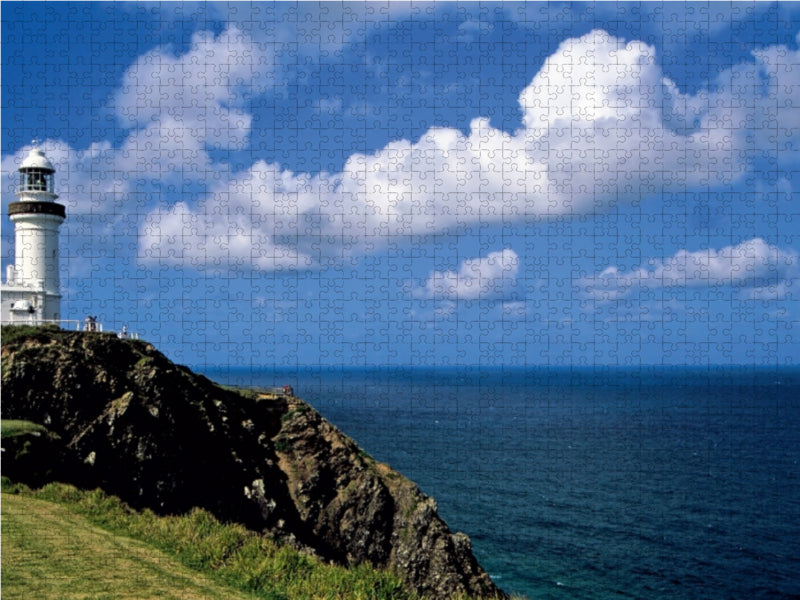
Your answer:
200,366 -> 800,599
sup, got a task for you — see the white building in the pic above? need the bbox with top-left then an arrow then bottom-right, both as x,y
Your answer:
1,148 -> 67,325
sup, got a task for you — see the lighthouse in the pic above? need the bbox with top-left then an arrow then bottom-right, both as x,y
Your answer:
1,148 -> 66,325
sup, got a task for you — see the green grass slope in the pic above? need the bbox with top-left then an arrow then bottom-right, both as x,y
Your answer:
1,491 -> 256,600
1,481 -> 426,600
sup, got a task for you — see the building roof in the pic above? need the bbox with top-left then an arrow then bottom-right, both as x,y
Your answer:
20,148 -> 55,171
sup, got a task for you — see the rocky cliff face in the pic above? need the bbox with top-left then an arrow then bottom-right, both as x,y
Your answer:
1,327 -> 504,599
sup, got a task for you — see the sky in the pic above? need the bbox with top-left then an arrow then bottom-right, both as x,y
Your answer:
2,1 -> 799,369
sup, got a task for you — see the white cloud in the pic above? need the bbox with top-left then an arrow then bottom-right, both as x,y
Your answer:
114,26 -> 269,150
140,197 -> 313,271
742,282 -> 792,301
519,30 -> 747,195
435,300 -> 458,318
501,301 -> 528,318
5,27 -> 798,272
581,238 -> 798,301
458,19 -> 494,40
140,28 -> 776,269
3,25 -> 272,216
748,33 -> 800,148
415,249 -> 519,300
316,95 -> 343,114
109,25 -> 271,190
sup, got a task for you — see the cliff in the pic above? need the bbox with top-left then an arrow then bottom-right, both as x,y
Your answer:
0,326 -> 504,599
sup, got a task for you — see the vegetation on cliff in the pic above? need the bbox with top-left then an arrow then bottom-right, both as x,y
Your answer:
2,483 -> 256,600
1,326 -> 507,599
2,480 -> 415,600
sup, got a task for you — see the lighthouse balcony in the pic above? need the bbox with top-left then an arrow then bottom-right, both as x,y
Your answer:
8,201 -> 66,218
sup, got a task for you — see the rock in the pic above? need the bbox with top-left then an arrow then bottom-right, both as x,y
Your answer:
1,427 -> 89,489
1,327 -> 505,599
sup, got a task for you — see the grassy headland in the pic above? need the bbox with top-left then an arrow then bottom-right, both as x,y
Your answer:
1,489 -> 255,600
1,326 -> 515,599
1,480 -> 448,600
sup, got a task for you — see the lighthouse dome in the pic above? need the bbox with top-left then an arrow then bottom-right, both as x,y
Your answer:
20,148 -> 55,172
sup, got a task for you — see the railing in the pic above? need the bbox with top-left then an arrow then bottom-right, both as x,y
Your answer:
79,319 -> 104,332
0,319 -> 139,340
0,319 -> 90,330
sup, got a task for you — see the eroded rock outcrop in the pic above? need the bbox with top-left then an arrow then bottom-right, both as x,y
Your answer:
1,327 -> 504,599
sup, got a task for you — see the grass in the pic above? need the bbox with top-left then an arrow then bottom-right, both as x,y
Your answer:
1,480 -> 420,600
1,491 -> 256,600
1,323 -> 72,345
0,420 -> 48,438
0,324 -> 127,349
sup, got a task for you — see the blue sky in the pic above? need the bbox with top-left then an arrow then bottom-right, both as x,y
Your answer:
2,2 -> 799,368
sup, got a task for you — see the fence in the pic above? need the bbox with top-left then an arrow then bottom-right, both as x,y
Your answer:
0,319 -> 139,339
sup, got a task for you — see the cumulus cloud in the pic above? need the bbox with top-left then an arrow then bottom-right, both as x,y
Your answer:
741,282 -> 791,301
519,30 -> 745,194
114,26 -> 269,150
3,26 -> 272,215
113,26 -> 273,184
141,28 -> 781,269
139,166 -> 315,270
581,238 -> 798,301
458,19 -> 494,40
5,27 -> 798,271
415,249 -> 519,300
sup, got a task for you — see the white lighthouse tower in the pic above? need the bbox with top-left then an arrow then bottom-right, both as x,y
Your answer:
1,148 -> 66,325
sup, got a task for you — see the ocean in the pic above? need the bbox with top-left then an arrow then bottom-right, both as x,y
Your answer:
200,366 -> 800,600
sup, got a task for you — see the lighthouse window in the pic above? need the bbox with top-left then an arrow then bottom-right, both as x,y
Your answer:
21,169 -> 52,192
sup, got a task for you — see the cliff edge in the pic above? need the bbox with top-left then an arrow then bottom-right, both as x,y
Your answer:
0,326 -> 504,599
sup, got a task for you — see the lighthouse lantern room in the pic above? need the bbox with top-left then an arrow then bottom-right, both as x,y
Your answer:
1,148 -> 67,325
